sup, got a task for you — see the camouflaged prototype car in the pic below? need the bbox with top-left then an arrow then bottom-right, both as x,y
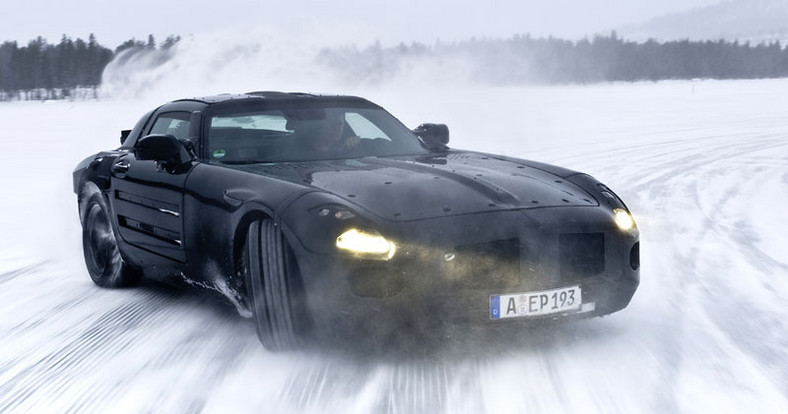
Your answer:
74,92 -> 640,350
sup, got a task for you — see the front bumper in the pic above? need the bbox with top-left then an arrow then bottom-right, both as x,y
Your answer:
290,207 -> 640,337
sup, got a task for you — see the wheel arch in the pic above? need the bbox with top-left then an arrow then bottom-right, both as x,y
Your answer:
75,152 -> 124,221
231,207 -> 273,296
238,208 -> 313,349
78,181 -> 105,223
229,203 -> 310,307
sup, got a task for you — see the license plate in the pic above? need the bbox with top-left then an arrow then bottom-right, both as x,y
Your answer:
490,286 -> 582,319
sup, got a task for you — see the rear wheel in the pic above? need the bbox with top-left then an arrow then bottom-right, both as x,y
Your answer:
82,193 -> 140,288
244,219 -> 310,350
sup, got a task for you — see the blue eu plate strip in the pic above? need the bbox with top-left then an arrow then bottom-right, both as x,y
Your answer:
490,295 -> 500,319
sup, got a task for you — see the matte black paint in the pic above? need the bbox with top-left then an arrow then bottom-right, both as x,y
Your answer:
74,92 -> 639,337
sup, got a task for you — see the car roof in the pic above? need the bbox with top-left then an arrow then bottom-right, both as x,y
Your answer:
172,91 -> 373,105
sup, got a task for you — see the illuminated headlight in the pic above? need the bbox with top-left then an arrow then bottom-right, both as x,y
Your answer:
336,229 -> 396,260
613,208 -> 636,231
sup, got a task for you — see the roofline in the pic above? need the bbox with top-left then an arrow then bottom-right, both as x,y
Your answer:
172,91 -> 366,105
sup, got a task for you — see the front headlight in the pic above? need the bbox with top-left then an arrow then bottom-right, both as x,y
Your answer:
336,229 -> 397,260
613,208 -> 636,231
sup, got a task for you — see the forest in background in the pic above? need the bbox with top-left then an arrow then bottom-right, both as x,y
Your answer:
0,34 -> 179,101
322,32 -> 788,85
2,32 -> 788,101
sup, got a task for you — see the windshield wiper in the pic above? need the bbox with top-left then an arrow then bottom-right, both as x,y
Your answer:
220,160 -> 271,165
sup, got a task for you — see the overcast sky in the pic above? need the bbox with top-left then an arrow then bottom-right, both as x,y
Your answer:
3,0 -> 722,48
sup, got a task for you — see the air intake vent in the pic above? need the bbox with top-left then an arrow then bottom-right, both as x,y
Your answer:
560,233 -> 604,280
630,242 -> 640,270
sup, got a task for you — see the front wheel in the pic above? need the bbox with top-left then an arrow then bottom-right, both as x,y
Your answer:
244,219 -> 310,350
81,192 -> 140,288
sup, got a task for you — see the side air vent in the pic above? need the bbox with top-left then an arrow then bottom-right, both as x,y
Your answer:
118,216 -> 182,246
630,242 -> 640,270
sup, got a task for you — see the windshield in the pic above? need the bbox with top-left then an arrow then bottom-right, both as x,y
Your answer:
205,105 -> 427,163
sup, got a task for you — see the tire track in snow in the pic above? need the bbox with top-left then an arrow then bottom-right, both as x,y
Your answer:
0,289 -> 189,412
685,145 -> 788,398
0,262 -> 47,285
554,131 -> 788,408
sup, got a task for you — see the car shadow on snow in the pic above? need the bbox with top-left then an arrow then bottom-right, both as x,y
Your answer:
132,279 -> 628,364
303,316 -> 628,364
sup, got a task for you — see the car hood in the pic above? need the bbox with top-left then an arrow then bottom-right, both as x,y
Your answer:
234,152 -> 597,221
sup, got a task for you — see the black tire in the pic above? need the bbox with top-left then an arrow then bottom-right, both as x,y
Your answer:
81,192 -> 140,288
244,219 -> 309,351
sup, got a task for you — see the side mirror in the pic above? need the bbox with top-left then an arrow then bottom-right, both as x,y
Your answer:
136,134 -> 193,169
413,123 -> 450,150
120,129 -> 131,145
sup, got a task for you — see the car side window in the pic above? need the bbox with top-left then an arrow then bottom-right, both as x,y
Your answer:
146,112 -> 191,142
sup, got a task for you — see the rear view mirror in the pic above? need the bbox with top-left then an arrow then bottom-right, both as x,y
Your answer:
136,134 -> 193,170
413,123 -> 450,150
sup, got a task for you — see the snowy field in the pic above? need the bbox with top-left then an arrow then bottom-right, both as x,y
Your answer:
1,78 -> 787,413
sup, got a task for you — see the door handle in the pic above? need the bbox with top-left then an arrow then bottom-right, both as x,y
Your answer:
112,161 -> 130,175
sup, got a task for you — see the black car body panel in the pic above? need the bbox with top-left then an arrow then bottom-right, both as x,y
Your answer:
74,92 -> 639,344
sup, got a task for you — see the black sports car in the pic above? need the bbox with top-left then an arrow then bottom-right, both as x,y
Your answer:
73,92 -> 639,350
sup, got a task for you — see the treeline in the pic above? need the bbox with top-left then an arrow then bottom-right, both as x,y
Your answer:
320,32 -> 788,84
0,34 -> 179,101
3,32 -> 788,101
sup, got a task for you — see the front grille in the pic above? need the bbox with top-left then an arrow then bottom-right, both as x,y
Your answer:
445,239 -> 520,288
560,233 -> 604,280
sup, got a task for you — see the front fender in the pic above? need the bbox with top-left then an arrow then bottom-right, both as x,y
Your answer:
73,150 -> 130,195
280,191 -> 385,255
181,163 -> 311,285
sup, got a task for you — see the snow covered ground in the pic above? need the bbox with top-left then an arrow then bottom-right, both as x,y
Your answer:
1,78 -> 787,413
